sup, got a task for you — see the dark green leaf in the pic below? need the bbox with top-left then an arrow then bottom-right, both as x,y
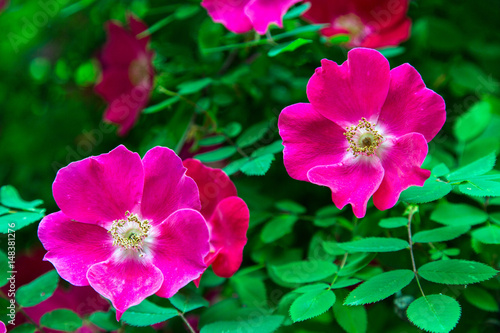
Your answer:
169,290 -> 209,313
268,38 -> 312,57
471,225 -> 500,244
418,259 -> 498,285
223,122 -> 242,138
407,295 -> 461,333
0,251 -> 9,288
142,96 -> 180,114
9,323 -> 37,333
290,289 -> 336,322
338,253 -> 377,277
261,215 -> 298,243
121,299 -> 178,327
16,270 -> 59,307
333,297 -> 367,333
430,203 -> 488,226
413,225 -> 471,243
293,283 -> 329,294
275,200 -> 306,214
236,122 -> 271,148
200,316 -> 284,333
177,78 -> 213,95
271,260 -> 337,284
231,276 -> 267,307
463,286 -> 499,312
89,311 -> 121,331
454,100 -> 492,142
194,146 -> 237,163
40,309 -> 82,332
331,279 -> 361,289
338,237 -> 409,253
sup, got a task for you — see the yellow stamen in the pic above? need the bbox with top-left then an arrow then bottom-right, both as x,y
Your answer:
344,118 -> 383,157
109,211 -> 151,255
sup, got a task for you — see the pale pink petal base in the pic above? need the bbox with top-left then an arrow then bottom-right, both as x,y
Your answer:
373,133 -> 430,210
201,0 -> 253,33
152,209 -> 209,298
87,259 -> 163,320
246,0 -> 301,34
38,212 -> 114,286
307,156 -> 385,218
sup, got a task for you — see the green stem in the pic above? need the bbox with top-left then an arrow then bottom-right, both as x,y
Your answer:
406,206 -> 426,298
178,311 -> 196,333
329,252 -> 348,288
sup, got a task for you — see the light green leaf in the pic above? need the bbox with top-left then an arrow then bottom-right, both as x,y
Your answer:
251,140 -> 283,158
194,147 -> 237,163
453,100 -> 492,142
283,2 -> 311,19
40,309 -> 82,332
413,225 -> 471,243
121,299 -> 178,327
200,315 -> 284,333
16,270 -> 59,307
236,122 -> 270,148
446,153 -> 496,181
261,215 -> 298,243
290,289 -> 336,322
198,135 -> 226,147
400,178 -> 452,204
223,157 -> 250,176
463,286 -> 499,312
177,78 -> 213,95
293,283 -> 330,294
314,205 -> 339,227
344,270 -> 414,305
331,279 -> 361,289
432,164 -> 451,177
333,300 -> 367,333
322,241 -> 346,256
89,311 -> 121,331
231,276 -> 267,307
418,259 -> 498,285
337,237 -> 409,253
275,200 -> 306,214
458,179 -> 500,197
378,217 -> 407,228
0,185 -> 43,210
407,295 -> 461,333
169,290 -> 209,313
268,38 -> 312,57
430,203 -> 488,226
240,154 -> 275,176
9,323 -> 37,333
271,260 -> 337,284
0,206 -> 9,216
378,46 -> 405,58
471,225 -> 500,244
0,211 -> 45,234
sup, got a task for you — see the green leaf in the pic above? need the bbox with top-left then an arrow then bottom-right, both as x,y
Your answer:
198,135 -> 226,146
240,154 -> 275,176
314,205 -> 339,227
283,2 -> 311,19
268,38 -> 312,57
169,290 -> 209,313
236,122 -> 271,148
331,279 -> 361,289
458,179 -> 500,197
231,275 -> 267,307
271,260 -> 337,284
432,164 -> 451,177
173,4 -> 200,19
142,96 -> 180,114
261,214 -> 298,243
290,289 -> 336,322
322,241 -> 346,256
344,270 -> 414,305
275,200 -> 306,214
273,24 -> 327,40
277,292 -> 299,326
0,211 -> 45,234
223,122 -> 242,138
223,157 -> 250,176
338,253 -> 377,277
337,237 -> 409,253
194,146 -> 237,163
412,225 -> 471,243
430,203 -> 488,226
200,316 -> 284,333
333,296 -> 367,333
378,217 -> 407,228
453,100 -> 492,142
418,259 -> 498,285
0,206 -> 9,216
406,295 -> 461,333
471,225 -> 500,244
10,323 -> 37,333
74,60 -> 99,87
0,250 -> 9,288
447,153 -> 496,181
293,283 -> 330,294
400,179 -> 452,204
251,140 -> 283,158
0,185 -> 43,210
177,78 -> 212,95
329,34 -> 350,44
463,286 -> 499,312
89,311 -> 121,331
16,270 -> 59,307
121,299 -> 178,327
40,309 -> 82,332
378,46 -> 405,58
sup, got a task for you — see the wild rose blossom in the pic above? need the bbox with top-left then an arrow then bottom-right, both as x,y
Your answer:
95,15 -> 154,136
302,0 -> 411,48
202,0 -> 301,34
278,48 -> 446,218
183,159 -> 249,283
38,145 -> 209,319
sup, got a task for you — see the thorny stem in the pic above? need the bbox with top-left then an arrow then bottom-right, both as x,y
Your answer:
0,289 -> 46,333
407,206 -> 426,298
178,311 -> 196,333
329,252 -> 349,288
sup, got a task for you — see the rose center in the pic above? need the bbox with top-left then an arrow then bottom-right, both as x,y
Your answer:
129,57 -> 150,86
344,117 -> 383,156
333,13 -> 371,44
109,211 -> 151,255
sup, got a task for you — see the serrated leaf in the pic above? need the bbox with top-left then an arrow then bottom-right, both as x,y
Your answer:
275,200 -> 306,214
333,301 -> 367,333
338,237 -> 409,253
236,122 -> 270,148
407,295 -> 461,333
344,270 -> 414,305
400,178 -> 452,204
169,290 -> 209,313
16,270 -> 59,307
223,157 -> 250,176
261,214 -> 298,243
471,225 -> 500,244
9,323 -> 37,333
413,225 -> 471,243
194,146 -> 237,163
418,259 -> 498,285
447,153 -> 496,181
430,203 -> 488,226
271,260 -> 337,284
453,100 -> 491,142
89,311 -> 121,331
290,289 -> 336,322
121,299 -> 178,327
463,286 -> 499,312
458,179 -> 500,197
40,309 -> 82,332
251,140 -> 284,158
293,283 -> 330,294
231,276 -> 267,307
198,135 -> 226,147
268,38 -> 312,57
0,211 -> 45,234
200,315 -> 284,333
240,154 -> 275,176
338,253 -> 377,277
0,185 -> 43,210
378,217 -> 407,228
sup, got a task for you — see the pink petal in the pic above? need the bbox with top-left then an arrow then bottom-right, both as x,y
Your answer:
88,259 -> 163,319
361,18 -> 411,48
354,0 -> 409,30
53,145 -> 144,227
0,321 -> 5,333
208,197 -> 249,278
127,14 -> 150,48
151,209 -> 209,298
38,212 -> 114,286
373,133 -> 431,210
302,0 -> 351,25
101,21 -> 144,68
377,63 -> 446,142
183,159 -> 237,220
201,0 -> 253,34
141,147 -> 201,225
307,49 -> 390,128
279,103 -> 348,181
307,156 -> 385,218
245,0 -> 301,34
95,68 -> 134,103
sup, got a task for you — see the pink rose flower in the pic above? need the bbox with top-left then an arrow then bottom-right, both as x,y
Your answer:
38,145 -> 209,319
278,48 -> 446,218
302,0 -> 412,48
202,0 -> 301,34
95,14 -> 154,136
183,159 -> 249,282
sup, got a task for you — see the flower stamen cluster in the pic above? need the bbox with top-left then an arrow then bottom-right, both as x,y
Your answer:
344,117 -> 383,156
109,211 -> 151,254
